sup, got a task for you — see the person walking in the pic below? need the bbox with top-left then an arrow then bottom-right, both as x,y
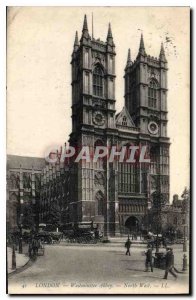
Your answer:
163,248 -> 177,279
28,239 -> 32,258
169,247 -> 182,274
162,237 -> 167,248
32,236 -> 39,257
144,245 -> 153,272
125,237 -> 132,256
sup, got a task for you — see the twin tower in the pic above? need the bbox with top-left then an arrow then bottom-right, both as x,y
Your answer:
68,15 -> 170,236
70,15 -> 168,137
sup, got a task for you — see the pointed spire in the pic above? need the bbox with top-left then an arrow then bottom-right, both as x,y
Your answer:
126,48 -> 132,67
138,33 -> 146,56
92,12 -> 94,39
159,42 -> 167,62
73,31 -> 79,52
81,14 -> 90,41
83,14 -> 88,32
106,23 -> 114,47
127,48 -> 131,62
74,31 -> 79,46
107,23 -> 113,39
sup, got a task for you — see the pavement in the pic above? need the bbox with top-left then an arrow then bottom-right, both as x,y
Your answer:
8,242 -> 190,295
7,245 -> 30,274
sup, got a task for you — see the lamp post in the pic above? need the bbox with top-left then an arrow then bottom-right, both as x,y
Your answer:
182,188 -> 189,253
152,191 -> 161,253
135,220 -> 138,240
18,221 -> 23,254
155,215 -> 160,253
32,197 -> 38,233
152,190 -> 166,254
183,224 -> 187,252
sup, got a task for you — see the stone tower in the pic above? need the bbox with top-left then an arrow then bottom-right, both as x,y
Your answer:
70,16 -> 116,133
124,34 -> 170,205
69,15 -> 119,235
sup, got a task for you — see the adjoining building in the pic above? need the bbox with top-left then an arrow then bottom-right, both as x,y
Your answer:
6,155 -> 45,232
159,194 -> 189,238
39,162 -> 70,227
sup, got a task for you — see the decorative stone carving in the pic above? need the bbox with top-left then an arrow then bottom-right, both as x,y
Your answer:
94,171 -> 105,186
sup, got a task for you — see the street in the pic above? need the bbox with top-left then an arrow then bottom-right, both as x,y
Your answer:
8,243 -> 189,294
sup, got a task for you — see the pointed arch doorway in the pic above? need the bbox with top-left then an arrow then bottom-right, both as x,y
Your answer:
125,216 -> 140,235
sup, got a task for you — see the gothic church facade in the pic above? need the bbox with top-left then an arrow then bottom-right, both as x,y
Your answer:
67,15 -> 170,236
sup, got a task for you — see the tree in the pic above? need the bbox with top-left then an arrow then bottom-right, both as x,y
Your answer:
181,187 -> 190,213
181,187 -> 190,199
22,204 -> 35,229
45,198 -> 65,228
181,187 -> 190,250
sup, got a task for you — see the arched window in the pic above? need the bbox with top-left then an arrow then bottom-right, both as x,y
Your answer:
148,80 -> 157,108
94,139 -> 105,169
95,191 -> 104,216
10,203 -> 18,228
23,173 -> 31,189
94,139 -> 104,149
10,174 -> 18,189
35,174 -> 40,190
93,65 -> 104,97
130,81 -> 137,112
122,116 -> 127,126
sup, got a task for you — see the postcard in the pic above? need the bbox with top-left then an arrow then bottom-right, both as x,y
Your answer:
6,6 -> 190,294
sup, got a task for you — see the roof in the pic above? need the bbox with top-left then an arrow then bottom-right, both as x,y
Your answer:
7,155 -> 46,171
115,106 -> 136,127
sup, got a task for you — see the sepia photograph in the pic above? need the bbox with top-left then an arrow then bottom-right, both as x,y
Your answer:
6,6 -> 190,294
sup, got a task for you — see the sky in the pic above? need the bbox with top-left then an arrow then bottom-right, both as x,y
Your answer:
7,6 -> 190,200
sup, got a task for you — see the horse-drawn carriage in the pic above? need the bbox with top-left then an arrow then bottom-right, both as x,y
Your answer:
35,231 -> 62,244
145,232 -> 168,249
64,222 -> 102,244
65,229 -> 97,244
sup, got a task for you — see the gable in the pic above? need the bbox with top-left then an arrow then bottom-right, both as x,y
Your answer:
115,106 -> 136,128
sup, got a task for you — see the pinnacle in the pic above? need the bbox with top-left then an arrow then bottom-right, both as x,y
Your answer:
127,48 -> 131,62
74,31 -> 79,46
126,48 -> 132,67
107,23 -> 113,39
80,14 -> 90,41
138,33 -> 146,56
159,42 -> 167,62
83,14 -> 88,32
140,33 -> 144,49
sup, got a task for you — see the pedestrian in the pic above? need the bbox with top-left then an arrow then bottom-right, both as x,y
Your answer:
162,237 -> 167,248
169,247 -> 182,274
39,238 -> 43,249
32,237 -> 39,257
125,237 -> 132,256
144,245 -> 153,272
163,247 -> 177,279
28,240 -> 33,258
